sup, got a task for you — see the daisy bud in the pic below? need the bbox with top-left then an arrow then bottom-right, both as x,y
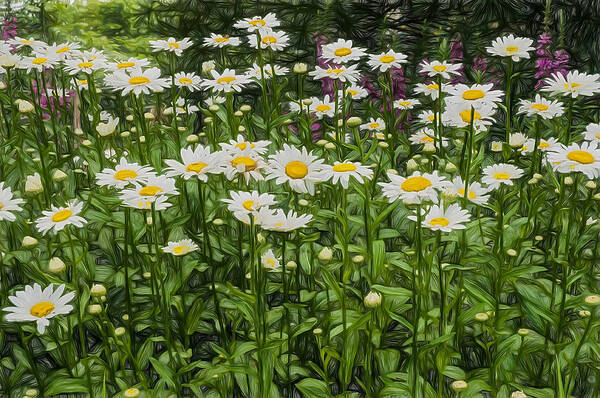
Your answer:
337,119 -> 344,127
101,295 -> 106,302
347,116 -> 362,127
143,272 -> 151,279
298,199 -> 309,206
144,112 -> 154,120
91,284 -> 106,297
406,159 -> 418,172
15,99 -> 34,113
202,60 -> 216,74
324,142 -> 336,150
238,126 -> 246,133
511,391 -> 527,398
139,136 -> 146,143
126,115 -> 134,122
580,310 -> 591,318
594,193 -> 600,200
146,216 -> 153,225
286,260 -> 297,270
256,233 -> 264,244
316,139 -> 328,146
564,176 -> 574,185
22,236 -> 38,248
352,255 -> 364,264
528,178 -> 538,185
208,104 -> 220,113
213,218 -> 224,226
442,189 -> 458,203
533,173 -> 543,180
124,387 -> 140,398
26,148 -> 35,153
535,235 -> 543,241
423,143 -> 436,153
122,314 -> 129,321
186,134 -> 199,143
387,169 -> 398,175
88,304 -> 102,314
445,162 -> 458,173
378,141 -> 389,148
302,98 -> 313,106
25,389 -> 38,397
584,295 -> 600,306
163,107 -> 173,116
82,139 -> 92,147
312,327 -> 323,335
204,117 -> 213,124
52,169 -> 68,182
114,327 -> 126,337
490,141 -> 503,152
413,154 -> 422,159
475,312 -> 489,322
420,158 -> 430,165
234,110 -> 243,118
240,105 -> 251,113
0,82 -> 5,90
318,247 -> 333,262
364,291 -> 382,308
517,328 -> 530,336
48,257 -> 66,273
451,380 -> 468,392
178,126 -> 186,132
25,173 -> 44,195
293,62 -> 308,74
131,127 -> 137,133
509,133 -> 527,148
245,272 -> 251,280
506,249 -> 517,257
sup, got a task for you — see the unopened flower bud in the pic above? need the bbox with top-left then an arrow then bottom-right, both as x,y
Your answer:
213,218 -> 224,226
48,257 -> 66,273
293,62 -> 308,74
580,310 -> 591,318
302,98 -> 313,106
364,291 -> 382,308
15,99 -> 34,113
286,260 -> 297,270
490,141 -> 503,152
22,236 -> 38,248
240,104 -> 251,113
316,139 -> 328,146
324,142 -> 336,150
352,255 -> 364,264
445,162 -> 458,173
475,312 -> 489,322
91,284 -> 106,297
533,173 -> 543,180
511,391 -> 527,398
378,141 -> 389,148
318,247 -> 333,262
186,134 -> 199,143
298,199 -> 309,206
88,304 -> 102,314
209,104 -> 220,113
585,295 -> 600,306
234,110 -> 243,117
451,380 -> 468,392
564,176 -> 573,185
312,327 -> 323,335
517,328 -> 530,337
124,387 -> 140,398
25,173 -> 43,195
506,249 -> 517,257
114,327 -> 126,337
406,159 -> 418,172
52,170 -> 67,182
143,272 -> 151,279
202,60 -> 216,74
585,181 -> 596,190
347,116 -> 362,127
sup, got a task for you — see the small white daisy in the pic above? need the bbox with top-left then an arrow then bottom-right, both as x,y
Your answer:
394,98 -> 421,110
261,249 -> 281,270
201,68 -> 251,93
164,145 -> 224,181
446,83 -> 504,109
541,70 -> 600,98
318,161 -> 373,189
486,34 -> 535,61
222,149 -> 267,183
266,144 -> 325,195
18,53 -> 60,72
409,128 -> 448,147
584,123 -> 600,143
322,39 -> 366,64
96,158 -> 155,189
379,171 -> 447,204
367,50 -> 408,72
248,30 -> 289,51
107,57 -> 150,72
35,200 -> 87,235
481,164 -> 524,189
547,141 -> 600,178
443,102 -> 496,132
203,33 -> 241,48
0,182 -> 24,222
104,66 -> 170,96
360,117 -> 386,133
309,95 -> 336,119
414,82 -> 444,100
219,134 -> 271,156
447,177 -> 490,205
339,85 -> 368,100
149,37 -> 193,56
260,209 -> 313,232
120,175 -> 179,206
233,13 -> 280,33
162,239 -> 199,256
222,191 -> 277,225
517,94 -> 565,119
174,72 -> 202,91
309,64 -> 361,84
419,60 -> 462,79
409,203 -> 470,232
246,63 -> 289,79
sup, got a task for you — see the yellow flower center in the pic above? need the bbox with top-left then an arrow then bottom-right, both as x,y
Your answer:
178,77 -> 193,84
78,80 -> 88,85
249,19 -> 266,26
30,301 -> 55,317
117,62 -> 135,69
379,55 -> 395,63
173,245 -> 188,255
114,169 -> 138,181
32,57 -> 47,65
457,188 -> 476,199
369,123 -> 380,128
334,48 -> 352,57
432,65 -> 447,72
139,186 -> 163,196
567,150 -> 594,164
285,161 -> 308,179
261,36 -> 277,44
462,89 -> 485,100
217,76 -> 236,84
266,258 -> 276,267
242,200 -> 255,211
56,46 -> 70,53
429,217 -> 449,227
493,173 -> 511,180
78,62 -> 93,68
327,68 -> 345,75
315,104 -> 331,112
564,83 -> 581,90
531,103 -> 548,111
427,83 -> 439,90
20,39 -> 32,44
52,209 -> 72,222
505,46 -> 519,53
168,42 -> 180,49
400,176 -> 432,192
232,156 -> 257,171
332,163 -> 357,172
421,136 -> 435,143
398,101 -> 411,106
347,89 -> 358,95
129,76 -> 150,85
459,109 -> 481,123
0,203 -> 3,210
186,162 -> 208,173
214,37 -> 230,43
538,142 -> 550,149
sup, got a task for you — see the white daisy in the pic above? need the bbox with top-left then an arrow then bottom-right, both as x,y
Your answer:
318,161 -> 373,189
308,64 -> 361,84
164,145 -> 224,181
517,94 -> 564,119
203,33 -> 241,48
162,239 -> 199,256
122,195 -> 172,211
419,60 -> 462,79
379,171 -> 447,204
261,249 -> 281,270
446,177 -> 490,205
75,78 -> 89,90
104,66 -> 170,96
107,57 -> 150,72
443,102 -> 496,132
446,83 -> 504,109
541,70 -> 600,98
43,42 -> 81,60
322,39 -> 366,64
219,134 -> 270,156
260,209 -> 313,232
222,191 -> 277,225
201,68 -> 251,93
414,82 -> 444,100
309,95 -> 336,119
266,144 -> 325,195
409,203 -> 470,232
339,84 -> 368,100
360,117 -> 386,132
394,98 -> 421,110
119,175 -> 179,206
222,149 -> 267,183
547,142 -> 600,178
584,123 -> 600,143
3,283 -> 74,334
64,53 -> 106,75
246,63 -> 289,79
409,128 -> 448,147
35,200 -> 87,235
233,13 -> 280,33
0,182 -> 24,222
174,72 -> 202,91
418,110 -> 437,125
19,53 -> 60,72
481,164 -> 524,189
248,30 -> 289,51
96,158 -> 155,189
9,36 -> 44,49
367,50 -> 408,72
486,34 -> 535,61
149,37 -> 193,56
